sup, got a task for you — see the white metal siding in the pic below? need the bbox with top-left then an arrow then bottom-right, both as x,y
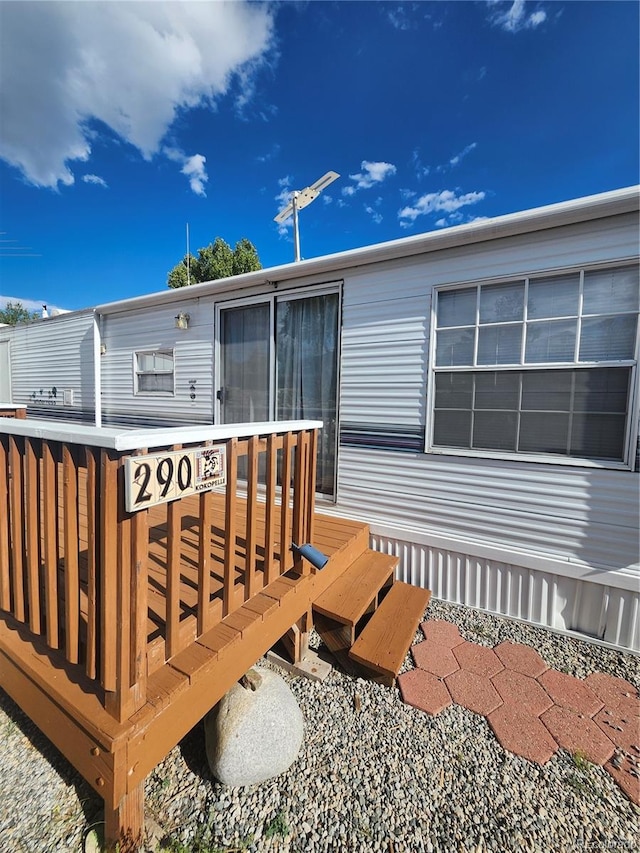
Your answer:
0,340 -> 10,400
100,297 -> 215,426
8,312 -> 95,416
334,449 -> 639,576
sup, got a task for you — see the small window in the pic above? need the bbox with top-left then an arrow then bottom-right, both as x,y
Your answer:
135,350 -> 174,394
430,263 -> 639,466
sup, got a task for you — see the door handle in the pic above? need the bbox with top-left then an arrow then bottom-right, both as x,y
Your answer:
216,388 -> 225,404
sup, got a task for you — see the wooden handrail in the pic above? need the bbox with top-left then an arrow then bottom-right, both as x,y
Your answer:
0,419 -> 321,723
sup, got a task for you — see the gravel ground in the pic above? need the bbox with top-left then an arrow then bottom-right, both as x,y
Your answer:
1,600 -> 638,853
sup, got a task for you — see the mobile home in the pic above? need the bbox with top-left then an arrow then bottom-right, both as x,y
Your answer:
2,185 -> 638,651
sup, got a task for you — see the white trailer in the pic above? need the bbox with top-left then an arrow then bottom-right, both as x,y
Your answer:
3,186 -> 639,650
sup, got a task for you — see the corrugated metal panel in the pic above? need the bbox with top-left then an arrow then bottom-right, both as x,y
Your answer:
101,298 -> 215,425
370,531 -> 640,652
336,448 -> 639,573
8,312 -> 95,413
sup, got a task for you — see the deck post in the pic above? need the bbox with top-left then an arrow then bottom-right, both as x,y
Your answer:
103,779 -> 145,853
106,453 -> 149,721
0,435 -> 11,611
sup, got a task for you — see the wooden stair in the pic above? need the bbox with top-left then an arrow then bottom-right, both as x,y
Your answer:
312,549 -> 432,687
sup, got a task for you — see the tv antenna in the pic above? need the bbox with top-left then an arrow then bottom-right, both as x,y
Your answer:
274,171 -> 340,262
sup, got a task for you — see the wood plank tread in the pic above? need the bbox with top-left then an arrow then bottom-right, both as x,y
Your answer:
313,550 -> 397,626
348,582 -> 432,679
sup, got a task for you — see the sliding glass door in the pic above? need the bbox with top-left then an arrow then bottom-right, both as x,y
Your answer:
218,288 -> 340,496
219,303 -> 270,424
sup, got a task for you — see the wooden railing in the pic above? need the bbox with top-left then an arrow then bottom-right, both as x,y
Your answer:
0,419 -> 321,722
0,404 -> 26,419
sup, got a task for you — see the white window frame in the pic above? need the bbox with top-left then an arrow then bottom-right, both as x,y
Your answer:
133,348 -> 175,396
426,259 -> 640,470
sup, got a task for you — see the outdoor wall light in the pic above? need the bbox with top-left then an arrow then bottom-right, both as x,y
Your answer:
175,312 -> 190,330
291,542 -> 329,570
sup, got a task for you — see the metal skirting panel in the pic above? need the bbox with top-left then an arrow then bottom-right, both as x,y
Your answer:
370,531 -> 640,653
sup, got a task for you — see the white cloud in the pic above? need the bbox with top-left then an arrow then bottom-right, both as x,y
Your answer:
275,175 -> 292,207
0,2 -> 275,189
398,189 -> 486,225
487,1 -> 547,33
181,154 -> 208,197
411,149 -> 430,180
449,142 -> 477,167
344,160 -> 397,195
256,143 -> 281,163
274,176 -> 293,236
364,205 -> 383,225
164,148 -> 208,196
82,174 -> 108,188
386,4 -> 414,31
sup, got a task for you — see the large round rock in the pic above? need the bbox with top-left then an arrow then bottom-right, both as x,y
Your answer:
204,667 -> 304,786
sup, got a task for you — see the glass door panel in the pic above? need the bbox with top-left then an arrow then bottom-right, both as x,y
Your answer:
276,292 -> 339,495
219,303 -> 270,424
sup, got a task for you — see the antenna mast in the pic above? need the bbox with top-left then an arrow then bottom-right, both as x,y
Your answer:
274,171 -> 340,262
186,223 -> 191,286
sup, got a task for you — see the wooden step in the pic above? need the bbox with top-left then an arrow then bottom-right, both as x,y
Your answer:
348,581 -> 432,687
313,549 -> 397,627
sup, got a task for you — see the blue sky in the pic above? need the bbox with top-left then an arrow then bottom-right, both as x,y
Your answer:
0,0 -> 638,313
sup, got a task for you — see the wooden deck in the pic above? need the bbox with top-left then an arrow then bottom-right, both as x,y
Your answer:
0,418 -> 370,851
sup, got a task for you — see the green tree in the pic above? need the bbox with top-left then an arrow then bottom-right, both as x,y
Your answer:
0,301 -> 38,325
196,237 -> 234,282
167,237 -> 261,288
232,237 -> 262,276
167,254 -> 197,289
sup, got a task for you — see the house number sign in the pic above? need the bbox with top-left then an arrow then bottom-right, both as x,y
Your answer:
125,445 -> 226,512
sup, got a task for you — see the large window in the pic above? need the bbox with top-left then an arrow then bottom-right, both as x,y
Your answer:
430,264 -> 639,464
134,349 -> 174,394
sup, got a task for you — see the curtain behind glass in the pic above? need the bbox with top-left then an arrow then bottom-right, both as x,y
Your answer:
220,303 -> 270,424
276,294 -> 339,495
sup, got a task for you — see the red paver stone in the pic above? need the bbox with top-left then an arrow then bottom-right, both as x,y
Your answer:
491,669 -> 553,717
445,668 -> 503,716
593,706 -> 640,805
494,641 -> 548,677
420,619 -> 464,648
594,706 -> 640,753
397,668 -> 452,716
584,672 -> 640,715
604,755 -> 640,806
538,669 -> 604,717
540,705 -> 614,766
488,704 -> 558,765
412,640 -> 460,678
452,641 -> 504,678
